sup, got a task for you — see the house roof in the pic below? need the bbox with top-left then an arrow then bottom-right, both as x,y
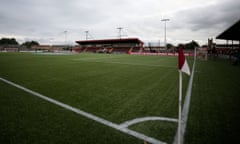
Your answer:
76,38 -> 144,45
216,20 -> 240,41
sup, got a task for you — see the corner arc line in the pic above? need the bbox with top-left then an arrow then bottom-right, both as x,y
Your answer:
119,116 -> 178,128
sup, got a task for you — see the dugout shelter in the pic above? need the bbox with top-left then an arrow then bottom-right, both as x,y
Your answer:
216,19 -> 240,59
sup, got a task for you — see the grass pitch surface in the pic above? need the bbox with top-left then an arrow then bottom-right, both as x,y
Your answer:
2,53 -> 239,144
0,53 -> 187,143
185,57 -> 240,144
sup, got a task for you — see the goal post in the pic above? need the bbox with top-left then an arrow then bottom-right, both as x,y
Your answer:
197,47 -> 208,61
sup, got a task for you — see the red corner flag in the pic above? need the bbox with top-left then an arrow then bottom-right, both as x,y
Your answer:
178,46 -> 190,75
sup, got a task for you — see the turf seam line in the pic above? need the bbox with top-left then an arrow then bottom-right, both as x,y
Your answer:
72,55 -> 128,61
0,77 -> 166,144
73,59 -> 175,68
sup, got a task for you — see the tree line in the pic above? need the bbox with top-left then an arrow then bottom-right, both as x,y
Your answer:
0,38 -> 39,48
167,40 -> 200,50
1,37 -> 200,50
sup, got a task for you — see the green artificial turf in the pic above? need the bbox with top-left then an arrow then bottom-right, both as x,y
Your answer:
185,57 -> 240,144
0,52 -> 185,143
5,52 -> 238,144
3,52 -> 239,144
0,81 -> 141,144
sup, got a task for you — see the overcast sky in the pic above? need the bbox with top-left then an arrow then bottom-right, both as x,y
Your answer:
0,0 -> 239,45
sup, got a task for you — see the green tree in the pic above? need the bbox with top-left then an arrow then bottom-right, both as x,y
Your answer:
0,38 -> 19,45
166,43 -> 174,49
22,41 -> 39,48
185,40 -> 199,49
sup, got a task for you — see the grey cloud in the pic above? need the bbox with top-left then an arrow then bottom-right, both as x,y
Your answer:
0,0 -> 109,35
171,0 -> 240,32
0,0 -> 239,45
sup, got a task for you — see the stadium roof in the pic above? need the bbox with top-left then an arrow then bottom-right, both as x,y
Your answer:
216,20 -> 240,41
76,38 -> 144,45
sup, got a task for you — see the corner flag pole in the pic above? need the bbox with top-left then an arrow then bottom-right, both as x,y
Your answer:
178,70 -> 182,144
178,46 -> 190,144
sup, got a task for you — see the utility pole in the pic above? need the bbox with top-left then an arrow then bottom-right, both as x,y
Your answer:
161,19 -> 170,48
117,27 -> 123,39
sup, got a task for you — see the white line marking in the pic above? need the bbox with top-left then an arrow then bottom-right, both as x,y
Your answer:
173,57 -> 196,144
119,116 -> 178,128
0,77 -> 166,144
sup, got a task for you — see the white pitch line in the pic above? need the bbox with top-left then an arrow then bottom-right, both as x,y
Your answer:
119,116 -> 178,128
0,77 -> 166,144
173,56 -> 196,144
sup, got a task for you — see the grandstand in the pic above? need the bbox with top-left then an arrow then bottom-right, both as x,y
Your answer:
75,38 -> 144,54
